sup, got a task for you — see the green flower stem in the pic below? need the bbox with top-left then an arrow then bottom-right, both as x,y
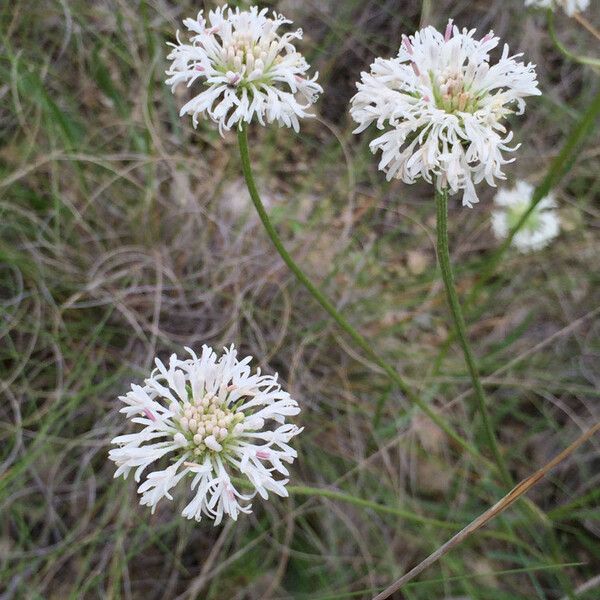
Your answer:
435,188 -> 512,487
468,88 -> 600,306
286,485 -> 454,529
226,480 -> 540,549
286,485 -> 534,547
236,123 -> 491,470
430,89 -> 600,421
547,10 -> 600,69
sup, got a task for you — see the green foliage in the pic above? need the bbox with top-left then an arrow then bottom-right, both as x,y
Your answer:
0,1 -> 599,599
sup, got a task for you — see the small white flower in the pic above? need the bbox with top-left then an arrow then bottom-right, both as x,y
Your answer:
109,345 -> 302,525
491,180 -> 560,252
349,20 -> 541,208
165,4 -> 322,135
525,0 -> 589,16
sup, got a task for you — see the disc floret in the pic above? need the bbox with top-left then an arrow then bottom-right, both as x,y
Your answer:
431,67 -> 481,114
178,392 -> 246,455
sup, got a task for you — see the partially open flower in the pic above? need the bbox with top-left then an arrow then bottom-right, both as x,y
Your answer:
109,345 -> 302,524
165,4 -> 322,135
350,21 -> 541,207
525,0 -> 589,16
491,180 -> 560,252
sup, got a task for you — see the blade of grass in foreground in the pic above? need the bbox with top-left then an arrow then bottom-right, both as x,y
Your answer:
308,562 -> 585,600
372,421 -> 600,600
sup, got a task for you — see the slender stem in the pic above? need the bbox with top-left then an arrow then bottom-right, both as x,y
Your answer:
236,124 -> 490,469
286,486 -> 542,548
548,10 -> 600,68
286,485 -> 454,529
228,481 -> 532,546
435,188 -> 512,487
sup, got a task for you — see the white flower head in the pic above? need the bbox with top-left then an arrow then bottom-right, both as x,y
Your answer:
165,4 -> 322,135
349,21 -> 541,207
525,0 -> 589,16
109,345 -> 303,525
491,180 -> 560,252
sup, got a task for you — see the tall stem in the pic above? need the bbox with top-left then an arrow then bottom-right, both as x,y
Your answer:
435,188 -> 512,487
236,124 -> 490,469
547,10 -> 600,69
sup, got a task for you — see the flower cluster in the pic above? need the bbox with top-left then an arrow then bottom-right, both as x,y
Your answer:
525,0 -> 590,15
349,21 -> 541,207
491,180 -> 560,252
165,4 -> 322,135
140,6 -> 555,528
109,345 -> 302,524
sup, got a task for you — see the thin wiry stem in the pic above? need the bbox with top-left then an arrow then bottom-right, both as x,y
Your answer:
372,421 -> 600,600
435,188 -> 512,487
286,485 -> 454,529
236,123 -> 491,469
547,10 -> 600,68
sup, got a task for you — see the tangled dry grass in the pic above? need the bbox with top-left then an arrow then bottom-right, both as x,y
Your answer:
1,1 -> 599,598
